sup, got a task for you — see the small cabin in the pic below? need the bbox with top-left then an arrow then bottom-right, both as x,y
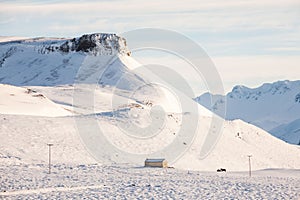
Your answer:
144,158 -> 168,168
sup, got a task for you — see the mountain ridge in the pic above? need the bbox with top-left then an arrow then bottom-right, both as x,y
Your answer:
195,80 -> 300,145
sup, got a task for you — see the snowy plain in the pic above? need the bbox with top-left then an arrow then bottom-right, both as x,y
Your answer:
1,164 -> 299,199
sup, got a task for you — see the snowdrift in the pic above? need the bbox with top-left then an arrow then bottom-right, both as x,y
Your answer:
0,84 -> 71,117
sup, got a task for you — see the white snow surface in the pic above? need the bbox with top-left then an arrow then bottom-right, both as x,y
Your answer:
0,164 -> 299,199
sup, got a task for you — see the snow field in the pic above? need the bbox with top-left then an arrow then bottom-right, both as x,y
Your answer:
0,164 -> 299,199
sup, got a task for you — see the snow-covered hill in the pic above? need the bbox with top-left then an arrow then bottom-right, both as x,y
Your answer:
0,34 -> 299,171
195,80 -> 300,145
1,111 -> 299,171
0,85 -> 299,171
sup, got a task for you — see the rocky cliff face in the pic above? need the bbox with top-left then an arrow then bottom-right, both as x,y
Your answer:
59,33 -> 130,56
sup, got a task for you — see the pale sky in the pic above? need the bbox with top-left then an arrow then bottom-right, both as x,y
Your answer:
1,0 -> 300,94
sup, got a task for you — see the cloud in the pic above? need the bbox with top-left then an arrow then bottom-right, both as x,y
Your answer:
267,47 -> 300,52
2,0 -> 300,13
212,55 -> 300,92
132,52 -> 300,94
1,0 -> 299,31
0,0 -> 299,92
1,0 -> 299,42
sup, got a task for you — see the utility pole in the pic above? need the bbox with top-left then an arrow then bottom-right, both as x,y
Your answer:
247,155 -> 252,178
47,143 -> 53,174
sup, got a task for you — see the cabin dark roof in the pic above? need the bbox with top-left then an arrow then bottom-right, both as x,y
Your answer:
145,158 -> 166,162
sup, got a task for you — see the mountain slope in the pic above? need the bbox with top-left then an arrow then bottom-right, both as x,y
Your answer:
195,80 -> 300,144
270,118 -> 300,145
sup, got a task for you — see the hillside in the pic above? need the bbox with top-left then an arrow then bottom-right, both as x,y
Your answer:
1,111 -> 299,171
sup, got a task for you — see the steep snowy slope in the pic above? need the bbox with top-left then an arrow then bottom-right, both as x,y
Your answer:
195,80 -> 300,144
0,84 -> 71,117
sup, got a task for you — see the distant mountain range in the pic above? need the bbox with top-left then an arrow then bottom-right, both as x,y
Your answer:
195,80 -> 300,145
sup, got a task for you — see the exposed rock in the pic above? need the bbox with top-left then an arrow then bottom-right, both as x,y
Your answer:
59,33 -> 130,55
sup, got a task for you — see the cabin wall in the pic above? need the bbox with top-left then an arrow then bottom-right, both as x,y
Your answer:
145,160 -> 168,168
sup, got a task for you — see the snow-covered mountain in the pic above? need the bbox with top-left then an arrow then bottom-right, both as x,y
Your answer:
0,34 -> 299,171
0,33 -> 143,90
195,80 -> 300,145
